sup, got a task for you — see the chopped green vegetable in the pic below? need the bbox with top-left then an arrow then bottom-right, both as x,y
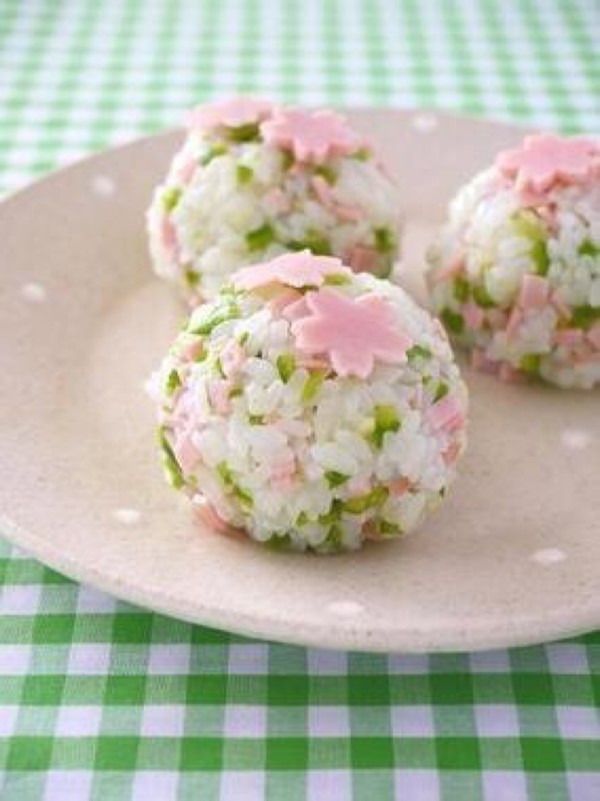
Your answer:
531,240 -> 550,275
229,387 -> 243,398
371,405 -> 400,449
472,283 -> 495,308
158,427 -> 184,489
344,486 -> 389,514
165,369 -> 181,396
440,308 -> 465,335
276,353 -> 296,383
578,240 -> 600,257
453,275 -> 470,303
324,273 -> 351,286
162,186 -> 182,212
281,151 -> 295,170
374,227 -> 394,253
217,461 -> 234,486
353,147 -> 370,161
236,164 -> 253,185
190,299 -> 239,335
511,210 -> 550,275
246,222 -> 275,252
314,164 -> 337,184
296,511 -> 309,527
248,414 -> 264,425
238,331 -> 250,345
302,370 -> 326,402
358,416 -> 375,437
571,305 -> 600,329
266,533 -> 292,551
200,142 -> 227,165
407,344 -> 432,362
184,269 -> 200,288
227,122 -> 260,142
233,485 -> 253,507
520,353 -> 542,375
323,525 -> 343,550
379,519 -> 402,537
433,381 -> 449,403
319,499 -> 343,526
325,471 -> 349,489
287,231 -> 332,256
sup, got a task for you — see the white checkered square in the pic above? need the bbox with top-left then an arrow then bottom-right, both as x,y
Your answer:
219,771 -> 265,801
223,705 -> 267,738
55,706 -> 103,737
140,704 -> 187,738
308,706 -> 350,737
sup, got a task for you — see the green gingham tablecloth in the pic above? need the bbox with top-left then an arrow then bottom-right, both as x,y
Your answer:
1,1 -> 599,798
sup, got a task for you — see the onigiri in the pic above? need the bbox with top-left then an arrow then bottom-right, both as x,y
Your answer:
147,97 -> 401,303
148,251 -> 468,553
427,133 -> 600,389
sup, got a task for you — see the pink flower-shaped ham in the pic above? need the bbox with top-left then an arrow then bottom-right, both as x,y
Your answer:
496,134 -> 599,195
232,251 -> 351,291
189,96 -> 273,132
261,108 -> 363,163
291,288 -> 412,378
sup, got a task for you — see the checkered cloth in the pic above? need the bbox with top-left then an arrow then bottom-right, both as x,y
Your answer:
1,1 -> 599,799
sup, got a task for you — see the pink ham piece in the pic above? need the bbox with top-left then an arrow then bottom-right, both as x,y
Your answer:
463,299 -> 485,330
551,290 -> 571,318
310,175 -> 362,222
291,288 -> 412,378
263,187 -> 293,214
427,394 -> 465,434
173,432 -> 201,474
486,308 -> 508,330
518,274 -> 550,309
388,476 -> 411,496
270,456 -> 297,490
499,363 -> 525,383
175,156 -> 197,185
232,251 -> 351,292
261,108 -> 363,164
161,216 -> 179,261
432,254 -> 464,284
180,338 -> 204,362
442,441 -> 462,466
587,323 -> 600,350
553,328 -> 585,348
268,287 -> 303,317
496,134 -> 600,195
189,96 -> 273,132
219,340 -> 246,378
346,244 -> 381,275
208,379 -> 233,415
505,307 -> 523,340
193,495 -> 246,540
281,296 -> 310,323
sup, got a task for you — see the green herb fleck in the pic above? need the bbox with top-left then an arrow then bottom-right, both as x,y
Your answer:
296,511 -> 309,527
531,240 -> 550,276
324,525 -> 343,550
233,485 -> 253,507
276,353 -> 296,383
520,353 -> 542,375
379,519 -> 402,537
371,405 -> 400,449
227,122 -> 260,142
374,227 -> 394,253
236,164 -> 253,185
353,147 -> 370,161
162,186 -> 182,212
324,273 -> 351,286
344,486 -> 389,514
165,369 -> 181,396
440,308 -> 465,335
571,305 -> 600,329
200,142 -> 227,165
248,414 -> 264,425
472,283 -> 495,308
453,275 -> 470,303
407,344 -> 432,362
217,461 -> 234,486
578,240 -> 600,257
325,471 -> 349,489
281,151 -> 295,170
302,370 -> 326,402
190,299 -> 239,335
246,222 -> 275,252
158,427 -> 184,489
319,499 -> 343,526
314,164 -> 337,184
184,269 -> 200,288
266,533 -> 292,551
287,231 -> 332,256
433,381 -> 449,403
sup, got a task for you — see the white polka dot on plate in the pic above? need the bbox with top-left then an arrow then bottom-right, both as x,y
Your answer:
112,508 -> 141,525
411,113 -> 438,133
20,283 -> 47,303
561,428 -> 592,450
92,175 -> 116,197
327,600 -> 365,617
531,548 -> 566,565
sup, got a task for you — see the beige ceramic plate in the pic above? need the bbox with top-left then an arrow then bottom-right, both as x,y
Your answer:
1,109 -> 598,652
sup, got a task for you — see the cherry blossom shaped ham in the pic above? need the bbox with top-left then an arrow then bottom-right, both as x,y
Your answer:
188,96 -> 273,132
291,288 -> 412,378
496,134 -> 600,195
261,108 -> 363,163
232,251 -> 351,291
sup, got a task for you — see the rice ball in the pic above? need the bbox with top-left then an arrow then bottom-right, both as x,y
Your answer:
148,251 -> 468,553
427,134 -> 600,389
147,97 -> 401,303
